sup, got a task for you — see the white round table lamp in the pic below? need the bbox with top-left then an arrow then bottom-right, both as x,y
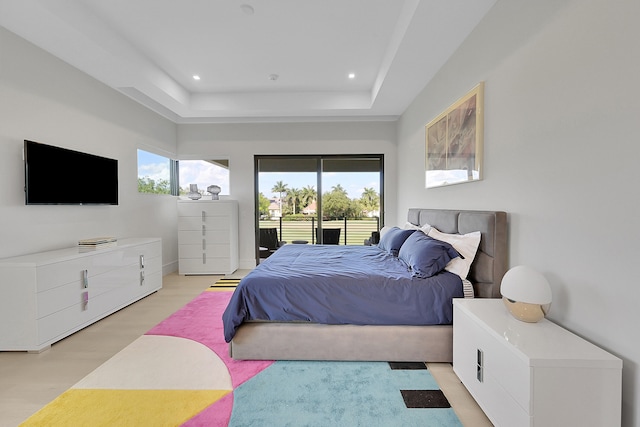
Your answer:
500,265 -> 552,323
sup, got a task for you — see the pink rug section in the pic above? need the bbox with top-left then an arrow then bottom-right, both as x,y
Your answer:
145,291 -> 273,426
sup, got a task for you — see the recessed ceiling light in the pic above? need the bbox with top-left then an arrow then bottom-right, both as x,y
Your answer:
193,75 -> 201,81
348,73 -> 356,79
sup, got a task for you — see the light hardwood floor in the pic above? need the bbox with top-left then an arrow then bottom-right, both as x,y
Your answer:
0,272 -> 491,427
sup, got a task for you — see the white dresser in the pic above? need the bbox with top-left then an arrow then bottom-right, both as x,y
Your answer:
0,238 -> 162,352
453,299 -> 622,427
177,199 -> 238,275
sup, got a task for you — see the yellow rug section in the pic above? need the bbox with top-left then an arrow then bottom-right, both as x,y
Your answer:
208,277 -> 240,291
21,388 -> 229,427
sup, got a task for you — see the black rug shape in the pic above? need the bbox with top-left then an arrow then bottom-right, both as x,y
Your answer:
401,389 -> 451,408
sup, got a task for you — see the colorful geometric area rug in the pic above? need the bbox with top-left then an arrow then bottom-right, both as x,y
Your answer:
21,285 -> 462,426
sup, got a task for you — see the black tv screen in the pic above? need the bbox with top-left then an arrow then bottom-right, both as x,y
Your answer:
24,140 -> 118,205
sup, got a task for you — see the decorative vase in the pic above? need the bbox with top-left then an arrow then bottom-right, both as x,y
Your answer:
187,184 -> 202,200
207,185 -> 221,200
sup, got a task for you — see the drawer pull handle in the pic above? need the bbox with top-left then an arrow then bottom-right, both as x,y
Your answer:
202,225 -> 206,236
82,269 -> 89,288
202,211 -> 206,221
203,253 -> 206,264
477,348 -> 484,383
140,255 -> 145,269
82,291 -> 89,310
202,239 -> 206,250
140,271 -> 145,286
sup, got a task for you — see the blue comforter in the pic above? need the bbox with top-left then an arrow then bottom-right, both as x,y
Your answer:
222,244 -> 463,342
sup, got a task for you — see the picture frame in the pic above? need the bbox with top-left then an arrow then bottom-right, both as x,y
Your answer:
425,82 -> 484,188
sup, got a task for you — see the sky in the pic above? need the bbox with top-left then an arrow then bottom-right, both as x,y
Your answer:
259,172 -> 380,200
138,150 -> 380,199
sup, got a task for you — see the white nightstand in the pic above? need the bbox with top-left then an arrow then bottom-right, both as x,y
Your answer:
453,299 -> 622,427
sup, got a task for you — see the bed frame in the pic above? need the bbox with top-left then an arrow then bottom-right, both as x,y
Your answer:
229,209 -> 508,362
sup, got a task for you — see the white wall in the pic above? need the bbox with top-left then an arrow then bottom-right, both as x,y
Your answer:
397,0 -> 640,425
0,27 -> 180,272
178,121 -> 397,269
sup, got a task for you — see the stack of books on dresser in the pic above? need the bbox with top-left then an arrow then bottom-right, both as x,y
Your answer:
78,237 -> 117,250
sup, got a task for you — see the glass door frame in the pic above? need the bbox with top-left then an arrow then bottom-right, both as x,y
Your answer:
254,154 -> 384,263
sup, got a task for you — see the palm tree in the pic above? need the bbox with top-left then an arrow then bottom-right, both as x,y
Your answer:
360,187 -> 379,215
272,181 -> 288,217
287,187 -> 302,214
331,184 -> 348,196
300,185 -> 317,210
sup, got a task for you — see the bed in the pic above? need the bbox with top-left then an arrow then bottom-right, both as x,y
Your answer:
224,208 -> 507,362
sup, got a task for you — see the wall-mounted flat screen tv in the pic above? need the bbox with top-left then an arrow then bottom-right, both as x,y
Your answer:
24,140 -> 118,205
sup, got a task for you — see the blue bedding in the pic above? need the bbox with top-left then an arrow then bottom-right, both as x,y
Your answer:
222,244 -> 463,342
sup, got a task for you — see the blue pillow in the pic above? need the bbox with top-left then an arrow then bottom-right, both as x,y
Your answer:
378,227 -> 416,257
398,232 -> 461,278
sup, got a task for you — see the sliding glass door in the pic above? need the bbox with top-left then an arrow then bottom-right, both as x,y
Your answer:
255,155 -> 383,262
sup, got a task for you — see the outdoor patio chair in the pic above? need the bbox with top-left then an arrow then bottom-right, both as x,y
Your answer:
259,228 -> 285,258
316,228 -> 341,245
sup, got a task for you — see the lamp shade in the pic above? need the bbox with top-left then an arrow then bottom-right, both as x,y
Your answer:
500,265 -> 552,322
501,265 -> 551,304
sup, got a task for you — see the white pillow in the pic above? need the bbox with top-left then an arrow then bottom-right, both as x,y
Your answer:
427,228 -> 481,279
403,222 -> 432,235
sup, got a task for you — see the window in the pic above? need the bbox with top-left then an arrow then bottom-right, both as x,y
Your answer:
137,150 -> 229,197
137,149 -> 175,195
178,159 -> 229,197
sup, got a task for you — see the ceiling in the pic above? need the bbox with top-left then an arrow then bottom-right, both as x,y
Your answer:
0,0 -> 496,123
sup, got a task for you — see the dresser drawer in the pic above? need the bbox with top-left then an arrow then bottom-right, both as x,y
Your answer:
35,243 -> 160,293
178,215 -> 231,231
179,244 -> 234,258
178,201 -> 234,217
178,258 -> 233,274
178,230 -> 230,244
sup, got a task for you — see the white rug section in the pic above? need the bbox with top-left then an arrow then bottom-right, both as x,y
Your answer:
72,335 -> 232,390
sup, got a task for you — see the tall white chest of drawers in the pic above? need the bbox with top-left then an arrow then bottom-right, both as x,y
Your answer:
453,299 -> 622,427
0,238 -> 162,352
178,199 -> 238,275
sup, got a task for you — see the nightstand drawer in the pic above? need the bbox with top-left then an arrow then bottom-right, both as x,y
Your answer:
454,306 -> 531,414
475,366 -> 530,426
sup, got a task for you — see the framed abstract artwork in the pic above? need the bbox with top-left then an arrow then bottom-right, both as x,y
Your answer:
425,82 -> 484,188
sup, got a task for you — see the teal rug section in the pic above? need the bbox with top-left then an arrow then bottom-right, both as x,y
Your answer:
229,361 -> 462,427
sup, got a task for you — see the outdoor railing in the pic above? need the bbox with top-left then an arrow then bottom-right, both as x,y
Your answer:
259,217 -> 380,246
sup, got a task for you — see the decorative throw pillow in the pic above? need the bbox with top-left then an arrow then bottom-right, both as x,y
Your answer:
427,228 -> 481,279
379,226 -> 393,238
378,227 -> 416,257
398,232 -> 461,278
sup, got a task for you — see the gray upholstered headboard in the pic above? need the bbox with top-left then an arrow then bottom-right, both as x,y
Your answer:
407,209 -> 508,298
